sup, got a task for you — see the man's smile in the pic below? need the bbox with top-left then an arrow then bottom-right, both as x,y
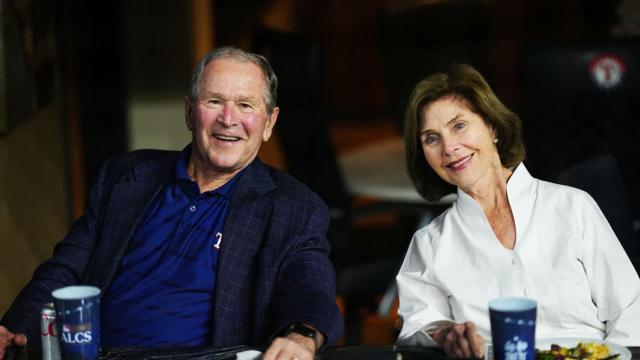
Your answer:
212,133 -> 241,142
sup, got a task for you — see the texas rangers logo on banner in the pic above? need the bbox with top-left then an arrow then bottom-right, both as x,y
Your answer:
588,53 -> 626,90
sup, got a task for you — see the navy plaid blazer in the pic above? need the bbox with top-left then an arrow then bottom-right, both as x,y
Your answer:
1,149 -> 343,348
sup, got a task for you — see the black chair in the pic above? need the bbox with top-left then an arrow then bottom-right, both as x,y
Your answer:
556,155 -> 637,258
253,27 -> 355,270
377,0 -> 493,130
518,40 -> 640,235
254,27 -> 422,344
632,257 -> 640,277
253,27 -> 349,214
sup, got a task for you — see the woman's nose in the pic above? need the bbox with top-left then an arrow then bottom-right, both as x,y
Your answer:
442,137 -> 459,155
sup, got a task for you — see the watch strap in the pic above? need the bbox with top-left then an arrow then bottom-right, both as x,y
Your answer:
285,323 -> 317,339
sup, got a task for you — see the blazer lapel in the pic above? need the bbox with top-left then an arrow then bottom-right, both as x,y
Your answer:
212,159 -> 275,346
84,155 -> 173,289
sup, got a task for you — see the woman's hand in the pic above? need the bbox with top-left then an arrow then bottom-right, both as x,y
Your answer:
431,321 -> 484,359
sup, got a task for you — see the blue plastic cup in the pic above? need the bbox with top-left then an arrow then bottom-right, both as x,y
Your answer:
52,286 -> 101,360
489,297 -> 537,360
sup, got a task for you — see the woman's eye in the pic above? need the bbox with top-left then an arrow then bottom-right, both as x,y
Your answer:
453,122 -> 466,130
424,134 -> 439,145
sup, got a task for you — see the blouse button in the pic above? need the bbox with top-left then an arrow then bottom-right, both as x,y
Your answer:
512,257 -> 518,265
189,205 -> 197,212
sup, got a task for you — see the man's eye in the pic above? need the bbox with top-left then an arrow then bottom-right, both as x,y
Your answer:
238,102 -> 255,112
208,99 -> 222,105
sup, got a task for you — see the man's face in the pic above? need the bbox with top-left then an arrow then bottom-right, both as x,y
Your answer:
185,57 -> 278,177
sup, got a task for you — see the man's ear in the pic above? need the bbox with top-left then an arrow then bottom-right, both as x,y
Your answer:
262,106 -> 279,142
184,96 -> 193,131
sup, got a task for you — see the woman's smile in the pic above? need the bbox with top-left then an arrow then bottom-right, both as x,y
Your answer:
446,153 -> 474,172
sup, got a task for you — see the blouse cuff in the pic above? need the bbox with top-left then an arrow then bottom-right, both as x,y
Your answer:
398,320 -> 456,347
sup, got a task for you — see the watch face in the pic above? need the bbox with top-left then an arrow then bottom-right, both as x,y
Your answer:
288,323 -> 316,338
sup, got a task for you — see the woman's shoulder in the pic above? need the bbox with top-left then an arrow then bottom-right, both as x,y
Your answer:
515,163 -> 591,202
413,206 -> 455,242
534,176 -> 593,204
520,175 -> 602,224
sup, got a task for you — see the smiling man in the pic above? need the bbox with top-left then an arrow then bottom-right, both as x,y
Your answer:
0,47 -> 343,360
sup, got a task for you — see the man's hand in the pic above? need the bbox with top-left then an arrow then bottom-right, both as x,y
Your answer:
263,325 -> 324,360
0,326 -> 27,360
431,321 -> 484,359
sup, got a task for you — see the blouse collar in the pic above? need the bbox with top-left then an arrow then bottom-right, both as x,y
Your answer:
454,163 -> 534,229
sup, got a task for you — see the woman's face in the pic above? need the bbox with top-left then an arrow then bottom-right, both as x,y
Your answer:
419,95 -> 502,191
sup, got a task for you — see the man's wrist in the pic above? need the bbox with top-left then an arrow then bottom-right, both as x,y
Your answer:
285,332 -> 317,353
284,323 -> 323,351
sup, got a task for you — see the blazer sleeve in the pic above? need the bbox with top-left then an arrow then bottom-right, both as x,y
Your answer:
269,198 -> 344,346
0,158 -> 114,343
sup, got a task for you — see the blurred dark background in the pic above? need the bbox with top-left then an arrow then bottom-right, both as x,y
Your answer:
1,0 -> 638,345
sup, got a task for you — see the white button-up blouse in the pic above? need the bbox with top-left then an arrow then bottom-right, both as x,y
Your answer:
396,163 -> 640,346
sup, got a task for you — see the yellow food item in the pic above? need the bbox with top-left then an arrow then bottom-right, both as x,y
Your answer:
536,341 -> 618,360
581,342 -> 612,360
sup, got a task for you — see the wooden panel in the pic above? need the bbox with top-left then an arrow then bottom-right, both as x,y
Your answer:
191,0 -> 215,64
0,106 -> 69,315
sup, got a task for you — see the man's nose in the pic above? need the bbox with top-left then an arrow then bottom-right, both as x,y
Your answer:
220,103 -> 234,126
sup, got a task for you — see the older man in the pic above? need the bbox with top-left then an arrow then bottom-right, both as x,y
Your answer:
0,47 -> 343,360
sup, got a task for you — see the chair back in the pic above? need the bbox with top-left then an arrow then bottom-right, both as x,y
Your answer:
253,28 -> 354,269
518,40 -> 640,229
632,257 -> 640,277
253,27 -> 350,212
519,40 -> 640,227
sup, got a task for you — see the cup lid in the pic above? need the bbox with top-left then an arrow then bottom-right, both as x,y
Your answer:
489,297 -> 536,312
52,285 -> 101,300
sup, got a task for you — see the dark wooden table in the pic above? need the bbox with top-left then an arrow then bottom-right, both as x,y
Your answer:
9,344 -> 640,359
320,347 -> 640,360
319,346 -> 448,359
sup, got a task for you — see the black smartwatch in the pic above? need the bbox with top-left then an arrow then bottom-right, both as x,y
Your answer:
285,323 -> 317,340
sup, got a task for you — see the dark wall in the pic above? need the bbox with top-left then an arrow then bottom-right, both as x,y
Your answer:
60,0 -> 127,190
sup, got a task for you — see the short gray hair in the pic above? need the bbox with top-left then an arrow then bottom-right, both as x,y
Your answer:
189,46 -> 279,115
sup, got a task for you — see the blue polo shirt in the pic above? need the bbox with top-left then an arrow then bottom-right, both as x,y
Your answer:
101,146 -> 241,346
